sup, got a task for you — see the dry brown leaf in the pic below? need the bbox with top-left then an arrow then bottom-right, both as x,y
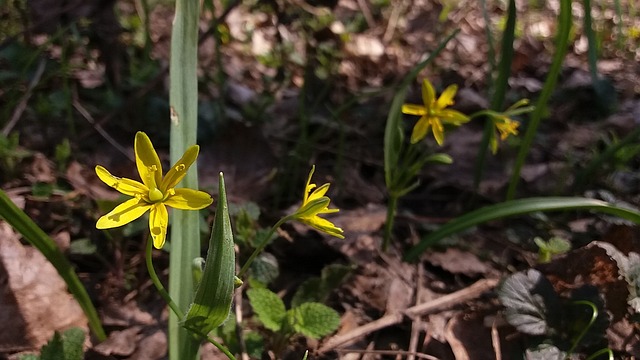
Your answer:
0,222 -> 87,352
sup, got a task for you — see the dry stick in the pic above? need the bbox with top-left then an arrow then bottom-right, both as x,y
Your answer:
356,0 -> 376,30
407,263 -> 424,360
491,318 -> 502,360
72,98 -> 134,162
2,58 -> 46,136
318,278 -> 499,354
335,348 -> 440,360
234,283 -> 250,360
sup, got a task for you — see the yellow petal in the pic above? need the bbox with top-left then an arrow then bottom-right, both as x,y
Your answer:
303,166 -> 316,204
162,145 -> 199,191
300,216 -> 344,239
135,132 -> 163,189
435,84 -> 458,110
410,116 -> 431,144
296,196 -> 331,219
307,183 -> 330,202
401,104 -> 427,116
164,188 -> 213,210
438,109 -> 470,125
95,166 -> 148,197
422,79 -> 436,108
149,203 -> 168,249
431,118 -> 445,145
96,197 -> 151,229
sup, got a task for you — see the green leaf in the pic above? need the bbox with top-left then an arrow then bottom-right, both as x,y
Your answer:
40,328 -> 85,360
249,252 -> 280,286
290,302 -> 340,339
183,173 -> 236,336
291,263 -> 353,308
247,287 -> 286,332
405,197 -> 640,261
498,269 -> 561,336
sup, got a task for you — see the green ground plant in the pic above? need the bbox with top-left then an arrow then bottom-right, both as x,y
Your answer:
247,287 -> 341,356
18,328 -> 85,360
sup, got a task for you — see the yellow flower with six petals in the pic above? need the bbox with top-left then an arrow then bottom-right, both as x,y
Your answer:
291,166 -> 344,239
401,79 -> 470,145
95,132 -> 213,249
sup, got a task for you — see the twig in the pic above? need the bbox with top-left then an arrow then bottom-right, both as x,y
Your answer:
72,98 -> 134,162
492,317 -> 502,360
407,262 -> 424,360
2,58 -> 46,136
318,278 -> 499,353
334,348 -> 440,360
356,0 -> 376,30
235,283 -> 249,360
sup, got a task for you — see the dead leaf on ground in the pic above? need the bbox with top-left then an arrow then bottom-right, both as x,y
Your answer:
0,222 -> 87,352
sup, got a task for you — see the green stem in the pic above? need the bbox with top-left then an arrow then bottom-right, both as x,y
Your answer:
145,237 -> 184,319
584,348 -> 613,360
146,238 -> 237,360
238,216 -> 292,278
566,300 -> 598,357
382,194 -> 399,251
506,0 -> 572,200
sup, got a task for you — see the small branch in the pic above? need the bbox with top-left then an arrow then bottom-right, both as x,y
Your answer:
318,278 -> 499,353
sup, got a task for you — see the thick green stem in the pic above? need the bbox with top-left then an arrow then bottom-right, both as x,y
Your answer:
168,0 -> 201,358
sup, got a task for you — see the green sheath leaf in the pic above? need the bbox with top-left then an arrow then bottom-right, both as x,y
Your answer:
183,173 -> 236,335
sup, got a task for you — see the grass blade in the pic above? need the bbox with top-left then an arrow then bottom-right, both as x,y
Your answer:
405,197 -> 640,261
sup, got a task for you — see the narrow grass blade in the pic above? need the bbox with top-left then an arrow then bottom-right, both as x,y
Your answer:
473,0 -> 517,189
506,0 -> 572,200
0,190 -> 106,340
404,197 -> 640,262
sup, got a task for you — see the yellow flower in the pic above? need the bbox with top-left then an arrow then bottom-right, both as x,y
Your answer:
95,132 -> 213,249
401,79 -> 470,145
487,99 -> 532,154
291,165 -> 344,239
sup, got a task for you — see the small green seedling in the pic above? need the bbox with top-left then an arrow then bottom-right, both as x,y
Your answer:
247,287 -> 340,356
19,327 -> 85,360
534,236 -> 571,263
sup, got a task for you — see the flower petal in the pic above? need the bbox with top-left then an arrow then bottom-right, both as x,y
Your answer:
431,118 -> 445,145
96,197 -> 151,229
435,84 -> 458,109
401,104 -> 427,116
300,216 -> 344,239
307,183 -> 330,202
410,116 -> 431,144
135,132 -> 163,189
296,196 -> 331,219
422,79 -> 436,108
164,188 -> 213,210
162,145 -> 199,191
438,109 -> 470,125
95,166 -> 148,197
149,203 -> 168,249
303,165 -> 316,204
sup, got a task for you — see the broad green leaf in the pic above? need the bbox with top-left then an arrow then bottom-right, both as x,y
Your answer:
498,269 -> 561,336
291,263 -> 353,308
290,302 -> 340,339
183,173 -> 236,336
525,344 -> 566,360
247,288 -> 286,332
249,252 -> 279,286
405,197 -> 640,261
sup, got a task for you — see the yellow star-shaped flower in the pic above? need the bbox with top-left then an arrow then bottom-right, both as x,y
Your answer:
292,166 -> 344,239
402,79 -> 470,145
95,132 -> 213,249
